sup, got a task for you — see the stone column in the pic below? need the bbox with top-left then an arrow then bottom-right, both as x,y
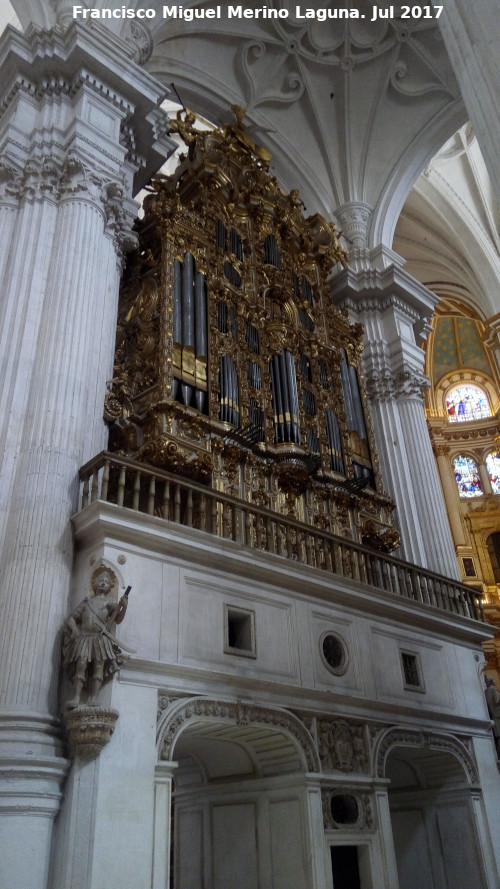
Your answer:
439,2 -> 500,204
331,259 -> 459,578
477,458 -> 492,497
435,448 -> 467,547
0,22 -> 175,889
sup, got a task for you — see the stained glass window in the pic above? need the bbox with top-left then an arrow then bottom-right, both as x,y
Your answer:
453,455 -> 483,498
445,384 -> 490,422
486,452 -> 500,494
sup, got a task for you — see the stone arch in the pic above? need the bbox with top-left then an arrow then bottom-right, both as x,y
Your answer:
373,726 -> 479,785
157,695 -> 320,774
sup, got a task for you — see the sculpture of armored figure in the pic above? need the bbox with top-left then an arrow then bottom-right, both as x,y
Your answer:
484,675 -> 500,757
62,566 -> 131,709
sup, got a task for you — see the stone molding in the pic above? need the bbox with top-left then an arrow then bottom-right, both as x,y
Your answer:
373,726 -> 480,785
0,757 -> 69,816
322,787 -> 375,831
0,22 -> 175,195
157,695 -> 320,773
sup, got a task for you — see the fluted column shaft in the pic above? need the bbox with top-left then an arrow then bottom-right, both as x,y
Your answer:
397,397 -> 460,578
0,21 -> 175,889
331,262 -> 459,578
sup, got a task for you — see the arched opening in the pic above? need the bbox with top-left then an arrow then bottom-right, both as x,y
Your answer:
386,745 -> 487,889
158,699 -> 319,889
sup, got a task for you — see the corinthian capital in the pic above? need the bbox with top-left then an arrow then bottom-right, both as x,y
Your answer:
392,368 -> 430,401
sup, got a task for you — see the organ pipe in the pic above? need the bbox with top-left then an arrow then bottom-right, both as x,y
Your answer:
172,252 -> 208,411
271,350 -> 300,444
326,410 -> 344,474
219,354 -> 240,426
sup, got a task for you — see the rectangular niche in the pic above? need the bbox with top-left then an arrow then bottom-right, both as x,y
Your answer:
400,650 -> 425,693
224,604 -> 256,658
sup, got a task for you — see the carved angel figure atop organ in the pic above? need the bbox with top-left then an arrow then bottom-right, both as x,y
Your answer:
62,566 -> 131,709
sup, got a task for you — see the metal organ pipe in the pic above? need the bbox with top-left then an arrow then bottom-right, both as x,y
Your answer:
326,410 -> 344,474
348,364 -> 368,439
195,271 -> 208,412
270,351 -> 300,444
340,351 -> 356,432
219,354 -> 239,426
172,258 -> 182,401
172,252 -> 208,411
181,252 -> 195,348
270,355 -> 284,443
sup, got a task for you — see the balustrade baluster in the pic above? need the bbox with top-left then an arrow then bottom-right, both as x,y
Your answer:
278,524 -> 285,556
396,566 -> 406,596
210,497 -> 218,534
174,486 -> 181,523
324,540 -> 333,572
315,536 -> 323,569
148,477 -> 156,515
82,475 -> 89,508
163,482 -> 171,520
365,553 -> 374,586
255,517 -> 262,550
101,460 -> 110,501
132,471 -> 141,511
199,493 -> 206,531
90,469 -> 99,503
428,576 -> 437,607
286,527 -> 293,559
244,509 -> 251,547
117,465 -> 126,507
358,553 -> 367,585
305,534 -> 312,566
186,489 -> 193,527
266,517 -> 273,552
341,546 -> 351,578
351,548 -> 360,581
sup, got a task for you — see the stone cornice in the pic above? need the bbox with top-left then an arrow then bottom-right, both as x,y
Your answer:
0,22 -> 176,191
331,262 -> 439,321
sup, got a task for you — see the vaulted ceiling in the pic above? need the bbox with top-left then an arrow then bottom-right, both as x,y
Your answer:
5,0 -> 500,320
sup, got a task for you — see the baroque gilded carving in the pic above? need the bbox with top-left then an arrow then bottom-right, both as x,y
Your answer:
107,107 -> 398,548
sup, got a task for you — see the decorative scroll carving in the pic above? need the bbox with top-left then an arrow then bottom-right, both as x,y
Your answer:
157,696 -> 320,773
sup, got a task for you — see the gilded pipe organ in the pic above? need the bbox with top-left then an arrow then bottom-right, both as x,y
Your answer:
107,108 -> 398,550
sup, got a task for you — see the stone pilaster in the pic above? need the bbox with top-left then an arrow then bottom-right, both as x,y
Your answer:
331,261 -> 459,579
0,22 -> 176,889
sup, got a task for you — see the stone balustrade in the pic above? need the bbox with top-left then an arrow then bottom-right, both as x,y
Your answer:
79,451 -> 485,623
